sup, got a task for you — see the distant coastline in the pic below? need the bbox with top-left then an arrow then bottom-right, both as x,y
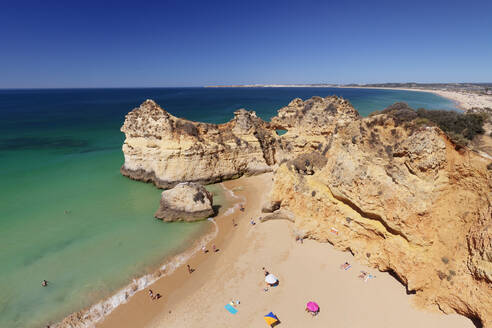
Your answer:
205,84 -> 340,88
205,83 -> 492,110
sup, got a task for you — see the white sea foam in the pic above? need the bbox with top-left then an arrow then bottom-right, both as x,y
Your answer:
223,204 -> 238,216
53,213 -> 219,328
222,183 -> 246,202
221,183 -> 246,217
54,183 -> 245,328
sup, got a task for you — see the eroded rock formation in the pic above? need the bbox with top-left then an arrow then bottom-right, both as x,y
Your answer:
121,100 -> 277,188
268,116 -> 492,327
121,96 -> 492,326
154,182 -> 214,221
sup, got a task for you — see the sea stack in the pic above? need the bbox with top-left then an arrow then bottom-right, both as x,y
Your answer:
154,182 -> 214,221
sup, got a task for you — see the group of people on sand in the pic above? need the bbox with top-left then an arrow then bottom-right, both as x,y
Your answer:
250,216 -> 267,226
262,267 -> 280,292
229,298 -> 240,307
202,244 -> 219,254
358,270 -> 374,282
260,267 -> 321,319
305,304 -> 320,317
148,289 -> 161,300
340,261 -> 375,282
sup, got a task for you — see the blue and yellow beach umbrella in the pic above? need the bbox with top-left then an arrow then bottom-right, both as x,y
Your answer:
263,312 -> 279,326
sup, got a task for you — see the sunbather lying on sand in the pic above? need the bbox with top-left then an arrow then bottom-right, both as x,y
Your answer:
229,299 -> 240,307
340,262 -> 351,270
358,271 -> 376,282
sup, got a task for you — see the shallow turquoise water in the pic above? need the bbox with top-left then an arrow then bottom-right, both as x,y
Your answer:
0,88 -> 456,328
0,146 -> 214,327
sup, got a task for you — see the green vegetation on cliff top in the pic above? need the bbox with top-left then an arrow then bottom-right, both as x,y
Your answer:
373,102 -> 488,147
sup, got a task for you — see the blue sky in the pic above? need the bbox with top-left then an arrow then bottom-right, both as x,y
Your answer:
1,0 -> 491,88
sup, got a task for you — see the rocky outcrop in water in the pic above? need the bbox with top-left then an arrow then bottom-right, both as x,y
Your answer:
154,182 -> 214,221
121,96 -> 492,326
121,100 -> 277,189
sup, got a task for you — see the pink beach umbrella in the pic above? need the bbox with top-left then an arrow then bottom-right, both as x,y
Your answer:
306,301 -> 319,312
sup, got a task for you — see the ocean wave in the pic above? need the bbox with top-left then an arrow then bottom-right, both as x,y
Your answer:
221,183 -> 246,202
53,216 -> 219,328
53,182 -> 244,328
222,204 -> 239,216
221,183 -> 246,217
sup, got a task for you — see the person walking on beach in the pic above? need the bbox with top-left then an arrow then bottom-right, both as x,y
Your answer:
187,264 -> 194,274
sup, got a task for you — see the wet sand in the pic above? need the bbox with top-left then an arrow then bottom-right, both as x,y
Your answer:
95,177 -> 246,328
97,173 -> 474,328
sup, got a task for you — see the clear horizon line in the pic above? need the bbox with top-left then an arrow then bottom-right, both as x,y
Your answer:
1,82 -> 491,90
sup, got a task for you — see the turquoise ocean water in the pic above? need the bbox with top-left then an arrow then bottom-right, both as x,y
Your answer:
0,88 -> 456,328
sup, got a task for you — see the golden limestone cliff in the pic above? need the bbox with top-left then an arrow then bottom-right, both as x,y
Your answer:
121,99 -> 277,188
121,96 -> 492,326
267,114 -> 492,327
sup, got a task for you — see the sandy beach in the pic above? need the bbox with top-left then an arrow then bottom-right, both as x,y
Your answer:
430,89 -> 492,110
336,85 -> 492,110
96,173 -> 474,328
4,1 -> 492,326
209,85 -> 492,110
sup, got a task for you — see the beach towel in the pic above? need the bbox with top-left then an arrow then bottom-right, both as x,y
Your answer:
264,312 -> 279,325
225,304 -> 238,314
340,262 -> 351,270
